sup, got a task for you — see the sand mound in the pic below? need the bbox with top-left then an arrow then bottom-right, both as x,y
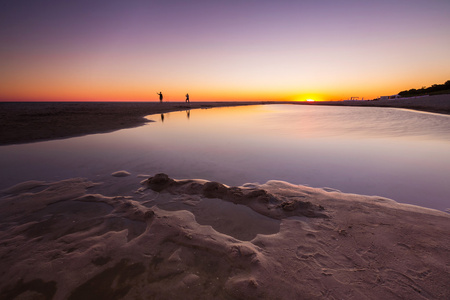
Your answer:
111,171 -> 131,177
1,174 -> 449,299
140,173 -> 328,219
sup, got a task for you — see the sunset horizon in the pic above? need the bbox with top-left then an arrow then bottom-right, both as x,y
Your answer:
2,1 -> 450,103
1,1 -> 450,297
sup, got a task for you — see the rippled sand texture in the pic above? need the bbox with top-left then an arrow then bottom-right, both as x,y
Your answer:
1,174 -> 449,299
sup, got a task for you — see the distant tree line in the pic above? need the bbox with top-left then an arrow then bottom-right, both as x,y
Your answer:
398,80 -> 450,97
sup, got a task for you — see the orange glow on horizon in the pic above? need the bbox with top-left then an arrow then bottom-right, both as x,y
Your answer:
1,78 -> 448,102
1,1 -> 450,103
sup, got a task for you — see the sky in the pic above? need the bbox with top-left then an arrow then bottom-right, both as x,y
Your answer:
1,0 -> 449,102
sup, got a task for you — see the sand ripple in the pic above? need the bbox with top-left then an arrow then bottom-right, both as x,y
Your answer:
1,174 -> 449,299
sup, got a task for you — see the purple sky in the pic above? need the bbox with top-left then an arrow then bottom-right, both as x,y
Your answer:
1,0 -> 450,101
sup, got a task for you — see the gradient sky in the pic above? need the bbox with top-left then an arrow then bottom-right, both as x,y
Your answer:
1,0 -> 450,102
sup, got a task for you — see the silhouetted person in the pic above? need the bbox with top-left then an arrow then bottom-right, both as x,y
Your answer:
185,93 -> 190,103
157,92 -> 163,103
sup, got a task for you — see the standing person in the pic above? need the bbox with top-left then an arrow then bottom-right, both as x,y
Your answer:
185,93 -> 189,103
157,92 -> 163,103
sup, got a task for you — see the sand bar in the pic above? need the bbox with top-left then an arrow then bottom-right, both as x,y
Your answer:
0,101 -> 265,146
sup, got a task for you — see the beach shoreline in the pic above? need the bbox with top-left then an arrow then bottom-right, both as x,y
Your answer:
1,99 -> 449,298
298,94 -> 450,115
0,101 -> 269,146
1,95 -> 449,146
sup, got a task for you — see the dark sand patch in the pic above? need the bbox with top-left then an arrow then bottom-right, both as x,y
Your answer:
0,102 -> 262,146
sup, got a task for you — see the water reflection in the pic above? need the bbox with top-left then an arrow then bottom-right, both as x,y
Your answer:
0,105 -> 449,211
186,110 -> 190,119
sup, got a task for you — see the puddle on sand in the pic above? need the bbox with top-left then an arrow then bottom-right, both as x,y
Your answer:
152,195 -> 280,241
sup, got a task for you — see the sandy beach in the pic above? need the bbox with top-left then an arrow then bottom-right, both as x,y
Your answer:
1,97 -> 449,299
0,173 -> 449,299
0,101 -> 267,146
2,0 -> 450,297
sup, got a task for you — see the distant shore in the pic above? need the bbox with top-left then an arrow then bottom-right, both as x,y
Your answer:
296,94 -> 450,115
1,94 -> 449,146
0,101 -> 263,146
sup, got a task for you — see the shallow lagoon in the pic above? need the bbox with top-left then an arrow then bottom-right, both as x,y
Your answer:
1,104 -> 449,210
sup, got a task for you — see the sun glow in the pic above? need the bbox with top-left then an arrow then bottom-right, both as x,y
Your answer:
1,1 -> 449,102
306,99 -> 315,102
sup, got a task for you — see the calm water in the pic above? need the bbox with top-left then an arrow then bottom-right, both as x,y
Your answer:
1,104 -> 449,211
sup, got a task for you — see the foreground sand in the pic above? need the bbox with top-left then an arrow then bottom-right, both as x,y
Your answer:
1,174 -> 449,299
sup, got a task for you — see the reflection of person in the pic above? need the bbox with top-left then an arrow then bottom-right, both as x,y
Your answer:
185,93 -> 189,103
186,110 -> 190,119
161,113 -> 164,122
157,92 -> 163,103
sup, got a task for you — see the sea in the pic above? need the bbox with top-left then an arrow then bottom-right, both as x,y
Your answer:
1,104 -> 449,211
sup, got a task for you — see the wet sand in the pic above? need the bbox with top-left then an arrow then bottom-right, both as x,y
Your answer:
0,101 -> 267,146
1,95 -> 449,146
1,173 -> 449,299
